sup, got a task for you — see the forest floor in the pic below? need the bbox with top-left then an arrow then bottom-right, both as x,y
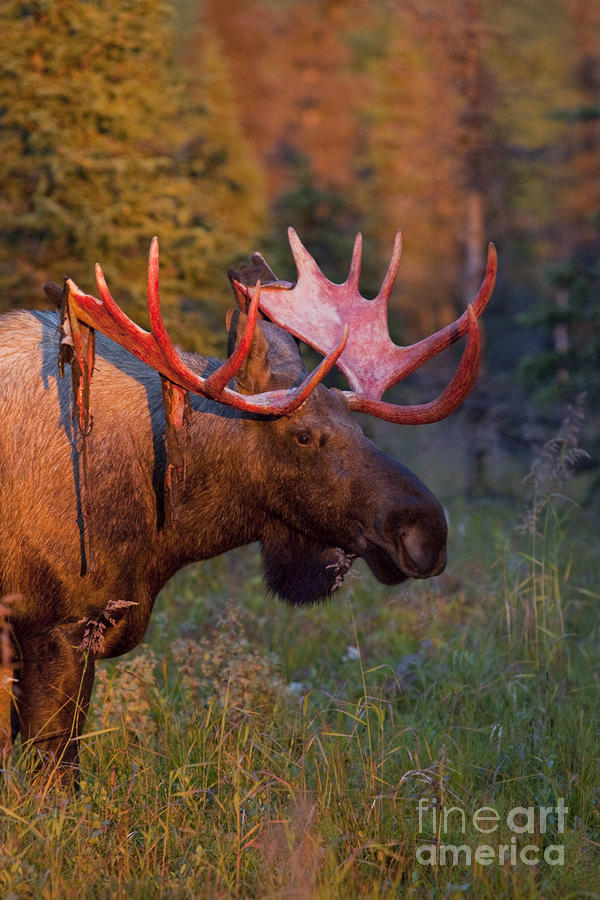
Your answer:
1,448 -> 599,899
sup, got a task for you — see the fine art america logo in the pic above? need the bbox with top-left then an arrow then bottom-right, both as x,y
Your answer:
416,798 -> 567,867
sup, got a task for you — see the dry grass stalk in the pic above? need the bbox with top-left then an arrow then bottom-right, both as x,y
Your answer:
519,396 -> 590,535
0,594 -> 19,754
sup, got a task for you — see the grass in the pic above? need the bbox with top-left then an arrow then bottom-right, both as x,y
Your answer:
1,457 -> 599,897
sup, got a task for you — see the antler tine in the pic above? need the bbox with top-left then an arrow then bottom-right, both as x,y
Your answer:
376,230 -> 403,306
382,242 -> 497,389
67,239 -> 344,418
202,282 -> 262,398
346,233 -> 363,288
146,237 -> 261,398
288,227 -> 325,280
94,264 -> 151,347
146,236 -> 186,376
472,242 -> 498,317
344,306 -> 480,424
67,263 -> 158,367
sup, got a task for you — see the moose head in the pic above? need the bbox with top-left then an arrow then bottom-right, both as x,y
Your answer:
61,229 -> 495,603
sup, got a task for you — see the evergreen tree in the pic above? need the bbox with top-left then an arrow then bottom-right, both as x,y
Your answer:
0,0 -> 265,351
359,0 -> 506,337
518,100 -> 600,406
199,0 -> 372,289
359,8 -> 462,337
518,0 -> 600,405
202,0 -> 366,199
519,246 -> 600,405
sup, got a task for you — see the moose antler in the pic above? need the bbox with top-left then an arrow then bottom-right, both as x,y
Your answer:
65,237 -> 348,417
238,228 -> 497,424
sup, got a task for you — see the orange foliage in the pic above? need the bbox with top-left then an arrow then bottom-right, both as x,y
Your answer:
200,0 -> 370,197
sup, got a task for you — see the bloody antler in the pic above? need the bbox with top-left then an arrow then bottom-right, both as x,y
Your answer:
240,228 -> 497,424
65,237 -> 348,417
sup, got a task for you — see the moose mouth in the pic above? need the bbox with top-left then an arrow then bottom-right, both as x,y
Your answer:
360,534 -> 447,584
261,517 -> 446,606
361,542 -> 410,584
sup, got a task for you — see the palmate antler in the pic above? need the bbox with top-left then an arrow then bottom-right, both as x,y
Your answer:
64,237 -> 348,419
237,228 -> 497,424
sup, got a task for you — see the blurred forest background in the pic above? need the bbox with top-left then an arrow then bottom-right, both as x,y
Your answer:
0,0 -> 598,500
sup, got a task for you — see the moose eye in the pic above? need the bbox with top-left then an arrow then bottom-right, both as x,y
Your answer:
294,431 -> 312,446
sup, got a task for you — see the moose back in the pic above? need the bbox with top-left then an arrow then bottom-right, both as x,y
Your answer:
0,230 -> 496,778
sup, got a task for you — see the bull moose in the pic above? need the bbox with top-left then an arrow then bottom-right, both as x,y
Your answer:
0,228 -> 496,780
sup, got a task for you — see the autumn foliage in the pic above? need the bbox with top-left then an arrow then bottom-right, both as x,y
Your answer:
0,0 -> 598,389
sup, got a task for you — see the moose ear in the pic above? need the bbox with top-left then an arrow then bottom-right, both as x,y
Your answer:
43,281 -> 64,309
228,252 -> 279,313
225,308 -> 271,395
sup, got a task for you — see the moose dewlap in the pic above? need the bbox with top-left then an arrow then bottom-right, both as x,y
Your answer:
0,228 -> 495,780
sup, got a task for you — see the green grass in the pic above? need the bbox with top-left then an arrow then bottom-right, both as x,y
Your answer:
1,488 -> 599,898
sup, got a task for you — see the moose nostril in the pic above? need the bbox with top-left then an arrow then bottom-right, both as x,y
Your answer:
400,527 -> 446,576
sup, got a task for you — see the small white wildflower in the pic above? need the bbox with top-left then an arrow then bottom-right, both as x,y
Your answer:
286,681 -> 304,695
343,645 -> 360,661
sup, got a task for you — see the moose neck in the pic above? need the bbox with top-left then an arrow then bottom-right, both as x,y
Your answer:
154,399 -> 264,574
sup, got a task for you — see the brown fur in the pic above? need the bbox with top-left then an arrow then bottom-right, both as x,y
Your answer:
0,309 -> 447,779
